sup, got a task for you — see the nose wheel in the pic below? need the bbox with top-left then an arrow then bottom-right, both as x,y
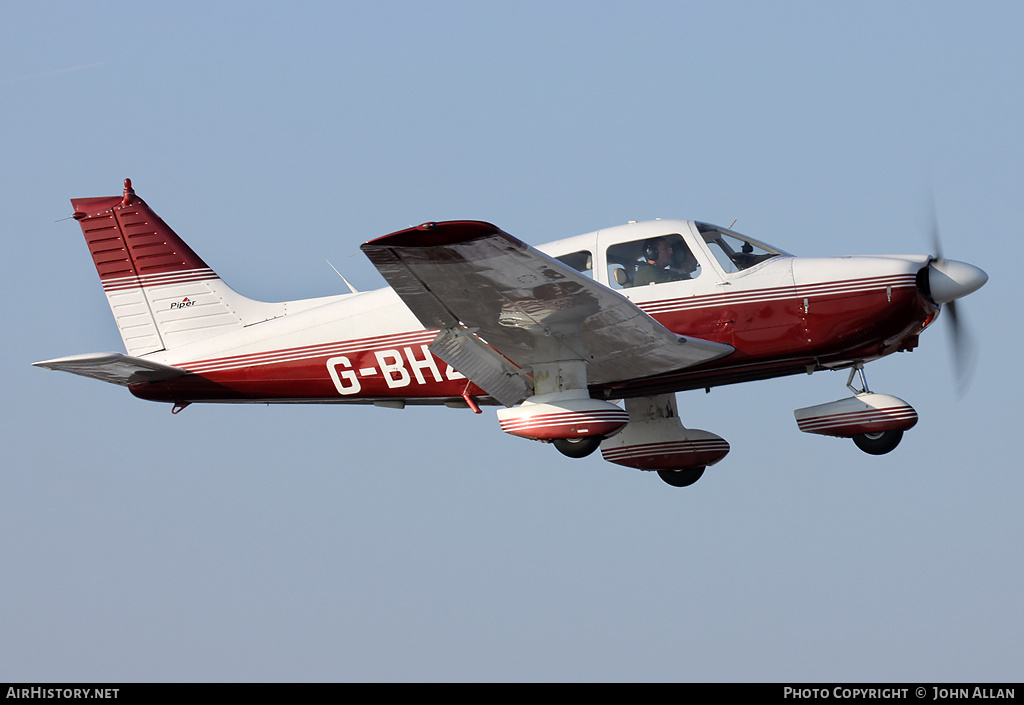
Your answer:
795,364 -> 918,456
852,429 -> 904,455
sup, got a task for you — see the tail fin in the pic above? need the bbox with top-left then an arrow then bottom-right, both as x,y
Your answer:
71,179 -> 284,356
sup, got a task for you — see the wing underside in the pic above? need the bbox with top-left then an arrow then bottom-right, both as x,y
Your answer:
361,221 -> 733,404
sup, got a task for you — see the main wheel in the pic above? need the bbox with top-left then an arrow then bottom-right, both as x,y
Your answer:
552,436 -> 602,458
657,467 -> 705,487
852,429 -> 904,455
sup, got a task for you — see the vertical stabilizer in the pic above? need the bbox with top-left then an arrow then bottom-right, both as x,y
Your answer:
71,179 -> 284,356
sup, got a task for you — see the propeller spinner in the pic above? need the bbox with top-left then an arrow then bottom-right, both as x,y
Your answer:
925,210 -> 988,395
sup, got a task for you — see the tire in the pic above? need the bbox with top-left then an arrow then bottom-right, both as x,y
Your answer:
852,429 -> 903,455
657,467 -> 705,487
552,436 -> 602,459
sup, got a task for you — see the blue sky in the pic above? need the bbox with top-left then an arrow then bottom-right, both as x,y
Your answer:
2,1 -> 1021,682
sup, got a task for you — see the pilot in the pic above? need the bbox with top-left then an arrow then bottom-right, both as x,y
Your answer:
672,240 -> 700,278
633,237 -> 696,286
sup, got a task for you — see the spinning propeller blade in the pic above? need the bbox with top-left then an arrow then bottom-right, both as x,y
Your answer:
927,202 -> 987,396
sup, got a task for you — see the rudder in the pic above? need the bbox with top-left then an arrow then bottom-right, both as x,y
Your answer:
71,179 -> 282,356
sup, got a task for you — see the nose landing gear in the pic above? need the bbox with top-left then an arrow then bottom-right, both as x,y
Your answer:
852,429 -> 905,455
795,364 -> 918,456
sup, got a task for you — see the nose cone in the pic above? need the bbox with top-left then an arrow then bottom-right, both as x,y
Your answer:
928,259 -> 988,304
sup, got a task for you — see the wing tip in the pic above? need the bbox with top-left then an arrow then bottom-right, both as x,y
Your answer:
362,220 -> 508,250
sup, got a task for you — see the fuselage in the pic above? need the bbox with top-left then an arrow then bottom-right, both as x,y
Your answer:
128,219 -> 938,406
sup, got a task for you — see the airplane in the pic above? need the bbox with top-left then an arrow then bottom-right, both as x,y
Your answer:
34,179 -> 988,487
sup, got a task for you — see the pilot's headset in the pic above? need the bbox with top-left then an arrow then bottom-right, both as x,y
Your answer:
644,238 -> 662,262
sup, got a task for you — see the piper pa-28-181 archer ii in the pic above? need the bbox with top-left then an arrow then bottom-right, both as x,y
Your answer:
35,180 -> 988,487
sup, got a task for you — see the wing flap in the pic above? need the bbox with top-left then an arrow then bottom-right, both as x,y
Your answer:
33,353 -> 189,386
361,222 -> 733,391
429,328 -> 531,406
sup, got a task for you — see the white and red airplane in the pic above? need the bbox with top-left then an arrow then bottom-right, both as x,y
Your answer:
35,180 -> 987,486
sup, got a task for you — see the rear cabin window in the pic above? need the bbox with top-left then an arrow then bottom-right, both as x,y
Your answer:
555,250 -> 594,278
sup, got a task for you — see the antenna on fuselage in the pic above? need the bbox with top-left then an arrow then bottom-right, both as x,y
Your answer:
326,260 -> 359,294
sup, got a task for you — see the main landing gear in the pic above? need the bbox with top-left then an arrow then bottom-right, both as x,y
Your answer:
599,394 -> 729,488
657,467 -> 706,487
552,436 -> 603,458
529,393 -> 729,488
794,364 -> 918,456
495,360 -> 724,488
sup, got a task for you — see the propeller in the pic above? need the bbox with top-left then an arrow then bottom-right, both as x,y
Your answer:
925,202 -> 988,396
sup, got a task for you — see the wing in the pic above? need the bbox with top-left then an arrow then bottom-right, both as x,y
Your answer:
361,221 -> 733,405
33,352 -> 189,386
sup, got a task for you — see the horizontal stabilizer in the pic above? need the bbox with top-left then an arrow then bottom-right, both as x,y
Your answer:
33,353 -> 188,387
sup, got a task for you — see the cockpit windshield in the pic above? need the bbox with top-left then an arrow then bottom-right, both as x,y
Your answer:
695,222 -> 789,274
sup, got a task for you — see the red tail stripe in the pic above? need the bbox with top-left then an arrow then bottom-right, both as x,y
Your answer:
72,192 -> 211,284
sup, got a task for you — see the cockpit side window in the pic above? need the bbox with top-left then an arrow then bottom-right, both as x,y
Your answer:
555,250 -> 594,278
606,233 -> 701,289
696,223 -> 786,274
